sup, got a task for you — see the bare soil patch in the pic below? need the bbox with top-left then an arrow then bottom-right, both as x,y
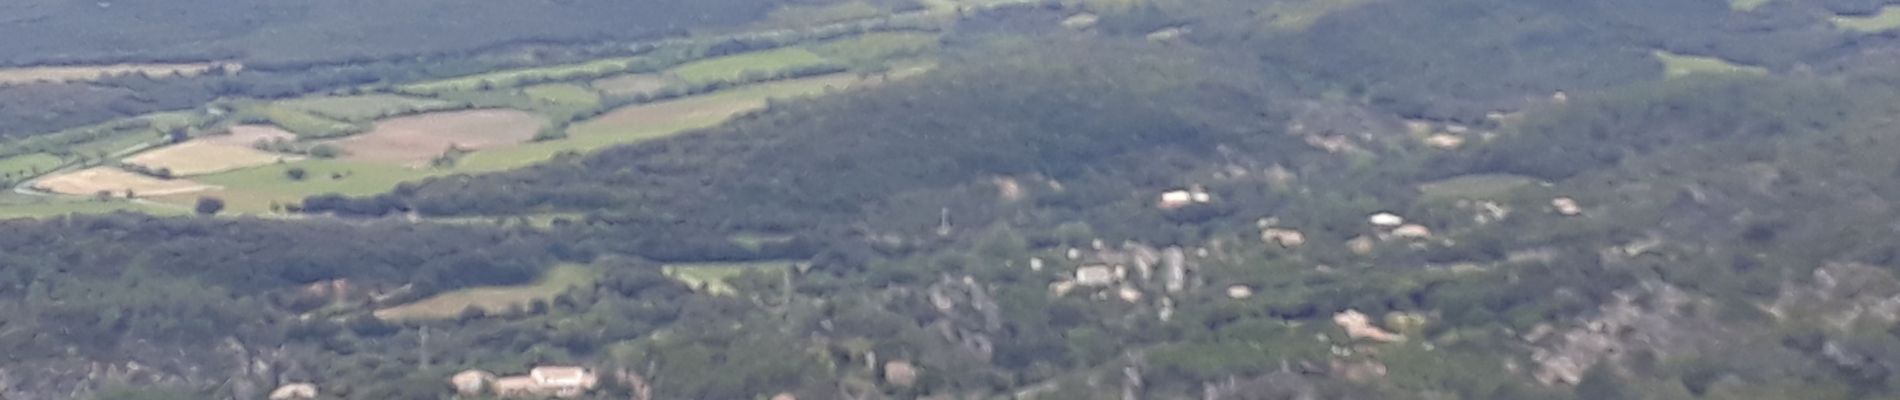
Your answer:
123,141 -> 301,176
33,167 -> 217,197
327,109 -> 547,166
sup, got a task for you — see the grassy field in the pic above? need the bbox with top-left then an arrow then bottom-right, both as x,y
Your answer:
275,94 -> 456,121
1832,6 -> 1900,33
66,130 -> 160,158
1654,51 -> 1768,79
523,83 -> 603,107
193,159 -> 438,197
670,48 -> 834,85
808,31 -> 939,66
399,57 -> 647,95
1417,174 -> 1540,201
374,264 -> 596,321
0,62 -> 234,85
663,261 -> 797,295
457,73 -> 867,171
0,153 -> 64,178
1259,0 -> 1369,30
757,1 -> 886,28
253,106 -> 364,138
1729,0 -> 1772,11
591,74 -> 678,96
0,193 -> 186,219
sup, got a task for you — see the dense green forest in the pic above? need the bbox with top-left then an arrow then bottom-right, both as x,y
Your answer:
13,0 -> 1900,399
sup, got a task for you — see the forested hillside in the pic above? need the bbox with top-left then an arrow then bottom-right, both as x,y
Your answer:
12,0 -> 1900,399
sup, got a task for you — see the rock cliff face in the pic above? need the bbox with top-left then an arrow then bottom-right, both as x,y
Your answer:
0,337 -> 301,400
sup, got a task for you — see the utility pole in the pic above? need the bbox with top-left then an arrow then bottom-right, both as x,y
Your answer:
419,326 -> 431,370
936,207 -> 952,237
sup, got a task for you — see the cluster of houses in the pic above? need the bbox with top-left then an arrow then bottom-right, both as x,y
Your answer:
452,366 -> 601,398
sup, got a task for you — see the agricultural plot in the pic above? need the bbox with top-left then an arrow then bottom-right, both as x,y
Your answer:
1729,0 -> 1771,11
0,62 -> 236,86
201,125 -> 299,147
374,264 -> 596,321
274,94 -> 456,121
669,47 -> 834,85
523,83 -> 603,107
121,141 -> 300,176
1654,51 -> 1767,79
758,1 -> 885,29
195,159 -> 437,197
0,193 -> 185,219
1832,6 -> 1900,33
0,153 -> 63,179
808,31 -> 940,66
591,74 -> 679,97
455,73 -> 869,171
253,105 -> 364,138
399,57 -> 646,95
663,261 -> 797,295
326,109 -> 547,166
32,167 -> 216,197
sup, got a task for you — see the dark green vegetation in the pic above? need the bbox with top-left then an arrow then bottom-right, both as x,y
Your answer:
14,0 -> 1900,399
0,0 -> 898,66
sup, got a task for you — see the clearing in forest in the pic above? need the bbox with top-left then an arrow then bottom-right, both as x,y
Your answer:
523,83 -> 603,107
663,261 -> 798,295
669,47 -> 834,85
121,141 -> 300,176
1653,51 -> 1767,79
1832,6 -> 1900,33
0,193 -> 185,219
1417,174 -> 1541,201
373,264 -> 597,321
0,62 -> 237,85
274,94 -> 456,121
0,153 -> 63,179
32,167 -> 217,197
252,105 -> 364,138
455,73 -> 872,171
569,73 -> 863,137
591,74 -> 678,97
1260,0 -> 1370,30
169,159 -> 436,214
808,32 -> 940,65
326,109 -> 548,166
200,125 -> 300,147
1729,0 -> 1772,11
399,57 -> 646,95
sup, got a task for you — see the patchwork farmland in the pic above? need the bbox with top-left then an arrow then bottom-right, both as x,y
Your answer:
32,167 -> 217,197
121,141 -> 300,176
326,109 -> 548,166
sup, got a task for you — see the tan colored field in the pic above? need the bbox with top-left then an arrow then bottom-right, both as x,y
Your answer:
591,74 -> 676,96
32,167 -> 217,197
122,141 -> 301,176
202,125 -> 300,147
0,62 -> 238,85
327,109 -> 547,166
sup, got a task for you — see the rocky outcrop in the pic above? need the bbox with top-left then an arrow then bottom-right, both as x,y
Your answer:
1528,283 -> 1709,385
